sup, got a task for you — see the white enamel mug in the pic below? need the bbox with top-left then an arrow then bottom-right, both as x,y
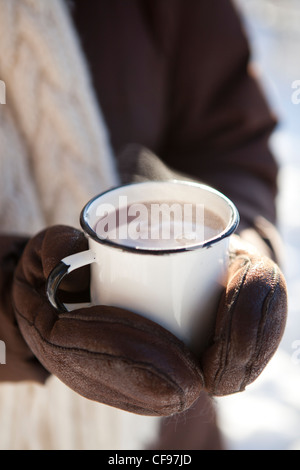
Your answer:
47,181 -> 239,354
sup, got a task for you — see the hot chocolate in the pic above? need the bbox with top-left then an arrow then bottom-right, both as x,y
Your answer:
94,200 -> 226,250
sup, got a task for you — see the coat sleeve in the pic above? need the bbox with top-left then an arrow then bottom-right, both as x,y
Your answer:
0,235 -> 50,383
155,0 -> 280,259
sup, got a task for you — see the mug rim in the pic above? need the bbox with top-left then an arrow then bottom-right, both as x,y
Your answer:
80,180 -> 240,255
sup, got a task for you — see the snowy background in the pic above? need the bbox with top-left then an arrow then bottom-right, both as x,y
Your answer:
215,0 -> 300,450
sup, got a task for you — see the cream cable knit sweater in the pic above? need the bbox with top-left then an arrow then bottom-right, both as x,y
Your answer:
0,0 -> 118,231
0,0 -> 159,449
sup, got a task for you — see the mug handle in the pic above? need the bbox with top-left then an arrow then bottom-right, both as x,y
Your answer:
47,250 -> 96,312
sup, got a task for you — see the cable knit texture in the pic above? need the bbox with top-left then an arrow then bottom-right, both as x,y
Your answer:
0,0 -> 160,450
0,0 -> 118,231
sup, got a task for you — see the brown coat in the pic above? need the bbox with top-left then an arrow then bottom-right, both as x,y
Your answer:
72,0 -> 278,243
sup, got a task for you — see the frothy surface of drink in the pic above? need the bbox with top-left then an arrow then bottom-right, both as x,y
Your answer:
94,199 -> 226,250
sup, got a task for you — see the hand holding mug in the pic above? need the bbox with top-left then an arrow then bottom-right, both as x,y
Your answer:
10,178 -> 287,416
12,225 -> 204,416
